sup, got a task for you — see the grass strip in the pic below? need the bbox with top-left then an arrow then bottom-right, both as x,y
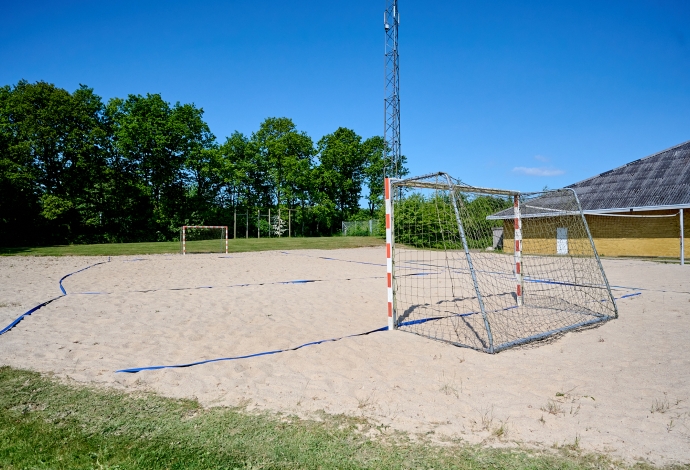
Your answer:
0,236 -> 384,257
0,366 -> 640,469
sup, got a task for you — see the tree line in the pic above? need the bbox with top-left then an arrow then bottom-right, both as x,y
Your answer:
0,80 -> 407,246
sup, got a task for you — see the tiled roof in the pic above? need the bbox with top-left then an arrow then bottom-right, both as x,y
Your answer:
487,140 -> 690,219
566,140 -> 690,211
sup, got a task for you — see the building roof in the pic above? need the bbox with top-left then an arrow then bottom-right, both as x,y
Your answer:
487,139 -> 690,220
565,139 -> 690,212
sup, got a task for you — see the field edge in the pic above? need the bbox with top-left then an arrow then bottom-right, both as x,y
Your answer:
0,236 -> 385,257
0,365 -> 652,470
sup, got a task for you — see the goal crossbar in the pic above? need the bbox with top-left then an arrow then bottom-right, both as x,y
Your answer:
390,172 -> 520,196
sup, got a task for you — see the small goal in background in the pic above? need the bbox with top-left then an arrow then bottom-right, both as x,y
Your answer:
180,226 -> 228,255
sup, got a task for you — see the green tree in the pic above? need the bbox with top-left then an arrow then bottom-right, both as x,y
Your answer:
219,131 -> 255,208
313,129 -> 403,229
0,80 -> 109,245
218,131 -> 263,209
361,136 -> 384,218
250,117 -> 313,209
106,94 -> 215,240
0,78 -> 399,245
361,138 -> 409,225
315,127 -> 371,229
0,84 -> 39,245
178,105 -> 219,224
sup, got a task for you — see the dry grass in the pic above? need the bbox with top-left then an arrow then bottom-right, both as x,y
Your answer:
0,366 -> 629,469
542,399 -> 564,415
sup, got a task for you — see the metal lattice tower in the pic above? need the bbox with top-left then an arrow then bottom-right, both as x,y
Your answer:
384,0 -> 401,178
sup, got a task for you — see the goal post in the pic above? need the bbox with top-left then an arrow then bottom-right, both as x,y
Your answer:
385,172 -> 618,353
180,226 -> 228,255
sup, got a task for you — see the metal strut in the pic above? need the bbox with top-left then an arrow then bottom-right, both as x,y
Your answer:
442,173 -> 496,353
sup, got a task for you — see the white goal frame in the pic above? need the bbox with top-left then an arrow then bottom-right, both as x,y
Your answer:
181,225 -> 228,255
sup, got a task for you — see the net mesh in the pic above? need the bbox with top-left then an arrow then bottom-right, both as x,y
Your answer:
584,212 -> 685,260
391,173 -> 617,353
342,220 -> 380,236
180,227 -> 227,254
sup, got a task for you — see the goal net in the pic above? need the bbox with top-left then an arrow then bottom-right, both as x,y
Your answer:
180,226 -> 228,255
385,172 -> 617,353
342,220 -> 380,236
583,212 -> 686,262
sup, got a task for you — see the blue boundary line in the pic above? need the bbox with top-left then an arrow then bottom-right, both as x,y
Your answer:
116,292 -> 640,373
1,254 -> 644,371
58,262 -> 107,294
0,261 -> 107,336
618,292 -> 641,299
0,296 -> 64,336
281,251 -> 386,267
116,326 -> 388,373
70,275 -> 387,296
280,251 -> 690,295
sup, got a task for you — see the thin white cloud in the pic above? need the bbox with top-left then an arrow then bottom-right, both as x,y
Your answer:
533,155 -> 550,162
512,166 -> 565,177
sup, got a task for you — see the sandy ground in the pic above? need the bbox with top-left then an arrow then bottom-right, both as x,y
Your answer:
0,249 -> 688,465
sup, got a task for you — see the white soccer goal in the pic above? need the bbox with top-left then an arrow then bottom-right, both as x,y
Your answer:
384,172 -> 618,353
342,220 -> 380,236
180,225 -> 228,255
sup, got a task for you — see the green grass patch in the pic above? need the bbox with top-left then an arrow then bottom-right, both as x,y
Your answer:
0,237 -> 384,257
0,366 -> 640,469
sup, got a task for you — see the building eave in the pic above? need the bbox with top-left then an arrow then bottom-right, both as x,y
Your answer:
582,204 -> 690,214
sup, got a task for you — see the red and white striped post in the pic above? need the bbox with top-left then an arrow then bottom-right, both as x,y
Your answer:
385,178 -> 395,330
513,195 -> 523,306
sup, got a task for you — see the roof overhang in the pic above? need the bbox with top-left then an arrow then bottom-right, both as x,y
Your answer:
486,211 -> 579,220
486,203 -> 690,220
582,204 -> 690,214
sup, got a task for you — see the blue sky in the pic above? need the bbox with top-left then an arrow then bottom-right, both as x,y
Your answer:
2,0 -> 688,191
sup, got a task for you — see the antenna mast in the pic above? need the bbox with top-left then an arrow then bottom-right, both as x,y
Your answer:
384,0 -> 401,178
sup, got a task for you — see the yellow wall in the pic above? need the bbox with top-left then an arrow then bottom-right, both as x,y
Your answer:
503,216 -> 592,256
587,210 -> 687,258
502,209 -> 688,259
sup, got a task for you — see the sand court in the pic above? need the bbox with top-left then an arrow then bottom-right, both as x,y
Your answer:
0,248 -> 689,465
